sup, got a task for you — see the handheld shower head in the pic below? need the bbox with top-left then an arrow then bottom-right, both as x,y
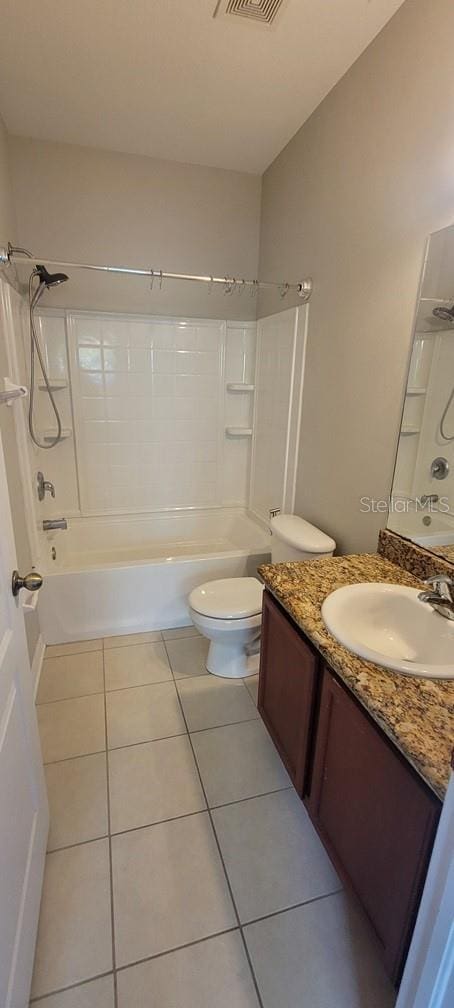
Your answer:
35,264 -> 69,287
27,264 -> 69,450
432,304 -> 454,323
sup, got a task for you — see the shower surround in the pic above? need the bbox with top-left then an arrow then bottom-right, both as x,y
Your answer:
11,303 -> 272,640
1,282 -> 306,642
32,310 -> 256,516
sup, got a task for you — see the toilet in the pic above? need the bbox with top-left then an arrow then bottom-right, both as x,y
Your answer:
189,514 -> 336,679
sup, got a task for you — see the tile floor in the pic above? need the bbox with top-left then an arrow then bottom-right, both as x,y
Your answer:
31,626 -> 396,1007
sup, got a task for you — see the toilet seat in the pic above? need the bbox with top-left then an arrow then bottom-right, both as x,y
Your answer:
189,577 -> 263,620
190,609 -> 262,635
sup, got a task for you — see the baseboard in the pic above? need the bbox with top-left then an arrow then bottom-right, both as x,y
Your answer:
31,634 -> 46,701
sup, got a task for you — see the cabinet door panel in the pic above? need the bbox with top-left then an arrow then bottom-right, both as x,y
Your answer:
258,592 -> 317,794
309,669 -> 440,982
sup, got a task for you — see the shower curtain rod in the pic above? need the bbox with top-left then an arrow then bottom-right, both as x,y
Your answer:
0,245 -> 312,301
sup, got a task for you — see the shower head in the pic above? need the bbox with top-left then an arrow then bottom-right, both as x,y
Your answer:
34,264 -> 69,288
432,304 -> 454,323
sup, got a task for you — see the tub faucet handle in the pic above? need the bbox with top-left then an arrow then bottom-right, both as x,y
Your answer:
43,518 -> 67,531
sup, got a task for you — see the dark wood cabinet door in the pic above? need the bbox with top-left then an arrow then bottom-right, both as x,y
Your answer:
258,591 -> 318,795
309,668 -> 440,983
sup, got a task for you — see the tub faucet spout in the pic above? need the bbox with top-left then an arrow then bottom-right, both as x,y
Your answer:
43,518 -> 67,531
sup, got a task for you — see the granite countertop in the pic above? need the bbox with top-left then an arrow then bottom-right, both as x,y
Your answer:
258,553 -> 454,800
430,543 -> 454,564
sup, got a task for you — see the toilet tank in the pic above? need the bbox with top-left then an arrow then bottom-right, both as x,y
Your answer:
270,514 -> 336,563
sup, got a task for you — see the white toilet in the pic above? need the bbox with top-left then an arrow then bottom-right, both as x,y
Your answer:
189,514 -> 336,679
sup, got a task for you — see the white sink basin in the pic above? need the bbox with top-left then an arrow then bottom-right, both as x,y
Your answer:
321,583 -> 454,679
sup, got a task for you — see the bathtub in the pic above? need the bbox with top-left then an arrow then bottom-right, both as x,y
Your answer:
37,508 -> 271,643
388,508 -> 454,547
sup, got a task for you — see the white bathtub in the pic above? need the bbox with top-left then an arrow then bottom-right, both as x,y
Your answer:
38,509 -> 271,643
388,509 -> 454,547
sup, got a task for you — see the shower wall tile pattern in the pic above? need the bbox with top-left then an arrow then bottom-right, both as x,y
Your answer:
35,312 -> 257,515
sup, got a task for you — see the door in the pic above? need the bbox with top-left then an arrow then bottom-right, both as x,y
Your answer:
258,591 -> 318,795
0,430 -> 48,1007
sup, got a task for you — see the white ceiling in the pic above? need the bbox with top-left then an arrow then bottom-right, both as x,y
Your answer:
0,0 -> 405,174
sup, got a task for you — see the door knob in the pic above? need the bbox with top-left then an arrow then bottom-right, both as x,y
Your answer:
12,570 -> 43,597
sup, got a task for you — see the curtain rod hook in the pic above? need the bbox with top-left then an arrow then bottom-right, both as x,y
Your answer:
150,269 -> 154,291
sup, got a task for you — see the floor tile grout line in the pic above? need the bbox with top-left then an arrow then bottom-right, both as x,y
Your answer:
46,784 -> 295,853
207,784 -> 293,812
38,675 -> 175,707
37,671 -> 257,708
102,648 -> 119,1008
43,750 -> 107,768
44,646 -> 103,658
30,969 -> 115,1004
242,887 -> 345,929
104,676 -> 173,694
187,714 -> 260,734
29,888 -> 347,1004
37,690 -> 106,707
30,924 -> 239,1003
103,632 -> 164,648
41,713 -> 261,767
107,677 -> 181,696
113,926 -> 239,975
43,747 -> 110,767
164,638 -> 266,1008
47,833 -> 110,855
42,731 -> 187,765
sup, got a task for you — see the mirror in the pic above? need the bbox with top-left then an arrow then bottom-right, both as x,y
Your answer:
388,223 -> 454,564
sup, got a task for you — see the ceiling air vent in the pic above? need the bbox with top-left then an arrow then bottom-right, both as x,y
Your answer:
214,0 -> 288,28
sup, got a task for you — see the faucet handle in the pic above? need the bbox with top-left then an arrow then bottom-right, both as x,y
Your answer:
424,574 -> 454,603
37,471 -> 56,501
424,574 -> 453,587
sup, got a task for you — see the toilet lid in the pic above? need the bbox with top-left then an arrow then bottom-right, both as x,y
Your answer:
189,578 -> 264,619
271,514 -> 336,554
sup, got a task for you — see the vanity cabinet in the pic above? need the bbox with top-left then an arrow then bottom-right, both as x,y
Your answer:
259,589 -> 441,985
258,591 -> 317,794
308,668 -> 440,982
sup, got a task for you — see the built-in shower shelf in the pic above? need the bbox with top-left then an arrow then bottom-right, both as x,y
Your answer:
226,383 -> 255,392
400,424 -> 420,435
225,426 -> 253,438
406,387 -> 426,396
42,427 -> 73,442
38,380 -> 68,391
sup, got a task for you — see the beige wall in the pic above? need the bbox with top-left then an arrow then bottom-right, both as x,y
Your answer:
258,0 -> 454,553
8,138 -> 261,320
0,115 -> 16,242
0,116 -> 40,660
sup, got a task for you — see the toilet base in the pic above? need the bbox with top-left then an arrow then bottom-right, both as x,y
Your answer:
206,640 -> 260,679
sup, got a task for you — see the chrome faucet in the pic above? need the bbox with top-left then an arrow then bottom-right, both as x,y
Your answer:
418,575 -> 454,620
42,518 -> 68,531
37,471 -> 55,501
